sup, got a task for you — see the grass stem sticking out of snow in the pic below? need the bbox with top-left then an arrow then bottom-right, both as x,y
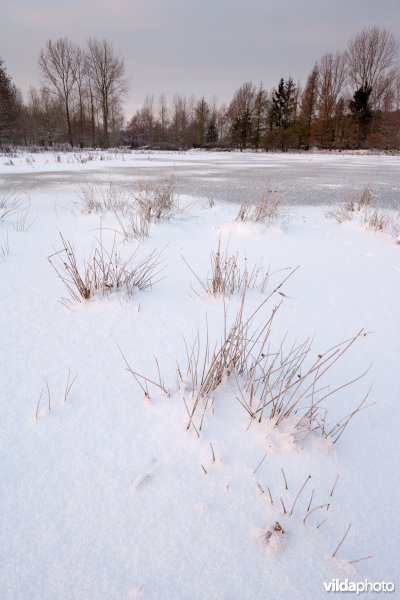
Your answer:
332,523 -> 352,559
289,474 -> 312,516
35,389 -> 43,420
303,503 -> 330,524
281,467 -> 289,491
63,366 -> 78,403
330,474 -> 340,498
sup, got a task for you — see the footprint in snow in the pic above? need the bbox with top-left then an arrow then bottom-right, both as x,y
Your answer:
129,472 -> 152,494
129,460 -> 157,494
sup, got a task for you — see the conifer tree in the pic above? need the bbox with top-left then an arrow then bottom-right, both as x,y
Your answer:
0,58 -> 20,143
206,111 -> 218,146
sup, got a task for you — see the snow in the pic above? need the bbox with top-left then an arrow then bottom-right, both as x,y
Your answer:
1,149 -> 399,599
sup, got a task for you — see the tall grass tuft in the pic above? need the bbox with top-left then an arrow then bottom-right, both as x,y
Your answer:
182,237 -> 270,297
236,188 -> 287,224
48,233 -> 164,306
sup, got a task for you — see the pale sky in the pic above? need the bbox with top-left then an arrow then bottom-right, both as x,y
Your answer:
1,0 -> 400,119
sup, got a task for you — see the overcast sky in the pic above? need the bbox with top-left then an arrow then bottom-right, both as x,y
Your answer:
1,0 -> 400,118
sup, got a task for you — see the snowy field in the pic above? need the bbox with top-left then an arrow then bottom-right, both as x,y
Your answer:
1,150 -> 399,599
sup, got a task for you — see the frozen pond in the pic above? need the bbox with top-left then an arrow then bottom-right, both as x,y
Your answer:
1,150 -> 399,206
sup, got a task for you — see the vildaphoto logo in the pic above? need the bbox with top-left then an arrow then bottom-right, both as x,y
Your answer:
323,579 -> 395,594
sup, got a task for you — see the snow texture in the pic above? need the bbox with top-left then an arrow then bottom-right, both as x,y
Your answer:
0,149 -> 399,599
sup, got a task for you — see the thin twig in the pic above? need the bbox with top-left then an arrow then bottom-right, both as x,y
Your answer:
290,475 -> 311,516
348,555 -> 373,565
253,447 -> 269,474
45,378 -> 51,412
280,497 -> 287,514
35,389 -> 43,420
330,474 -> 340,497
281,467 -> 288,491
210,443 -> 216,463
303,503 -> 330,523
332,523 -> 352,558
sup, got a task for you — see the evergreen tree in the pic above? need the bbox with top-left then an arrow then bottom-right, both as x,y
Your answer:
349,85 -> 373,147
206,111 -> 218,146
0,58 -> 20,143
268,77 -> 298,150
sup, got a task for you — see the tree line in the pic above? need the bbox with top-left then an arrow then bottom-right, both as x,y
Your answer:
0,38 -> 127,148
1,26 -> 399,150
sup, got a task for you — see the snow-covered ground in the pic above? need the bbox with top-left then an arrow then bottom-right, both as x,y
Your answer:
1,150 -> 399,599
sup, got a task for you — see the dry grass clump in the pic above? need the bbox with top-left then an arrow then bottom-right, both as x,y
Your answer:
362,206 -> 389,232
13,201 -> 36,232
180,292 -> 368,438
326,185 -> 373,223
0,191 -> 22,222
183,237 -> 270,297
114,210 -> 150,243
236,188 -> 287,224
326,185 -> 396,234
78,180 -> 130,214
325,203 -> 354,224
134,175 -> 180,221
114,175 -> 180,243
0,191 -> 35,232
123,271 -> 369,441
48,233 -> 164,306
78,175 -> 181,242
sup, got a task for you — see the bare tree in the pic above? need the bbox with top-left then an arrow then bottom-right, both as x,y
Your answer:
299,64 -> 319,149
158,94 -> 169,144
74,46 -> 88,146
252,83 -> 267,150
24,86 -> 61,146
317,52 -> 347,147
170,94 -> 189,147
227,82 -> 256,150
86,39 -> 128,147
140,94 -> 155,145
193,97 -> 210,146
346,26 -> 400,107
39,38 -> 79,146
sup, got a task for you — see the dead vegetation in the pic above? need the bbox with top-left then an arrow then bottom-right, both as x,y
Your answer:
182,237 -> 270,297
78,179 -> 130,214
48,233 -> 164,306
236,188 -> 288,225
135,175 -> 180,221
77,175 -> 185,243
326,185 -> 399,238
121,270 -> 369,442
0,191 -> 22,222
